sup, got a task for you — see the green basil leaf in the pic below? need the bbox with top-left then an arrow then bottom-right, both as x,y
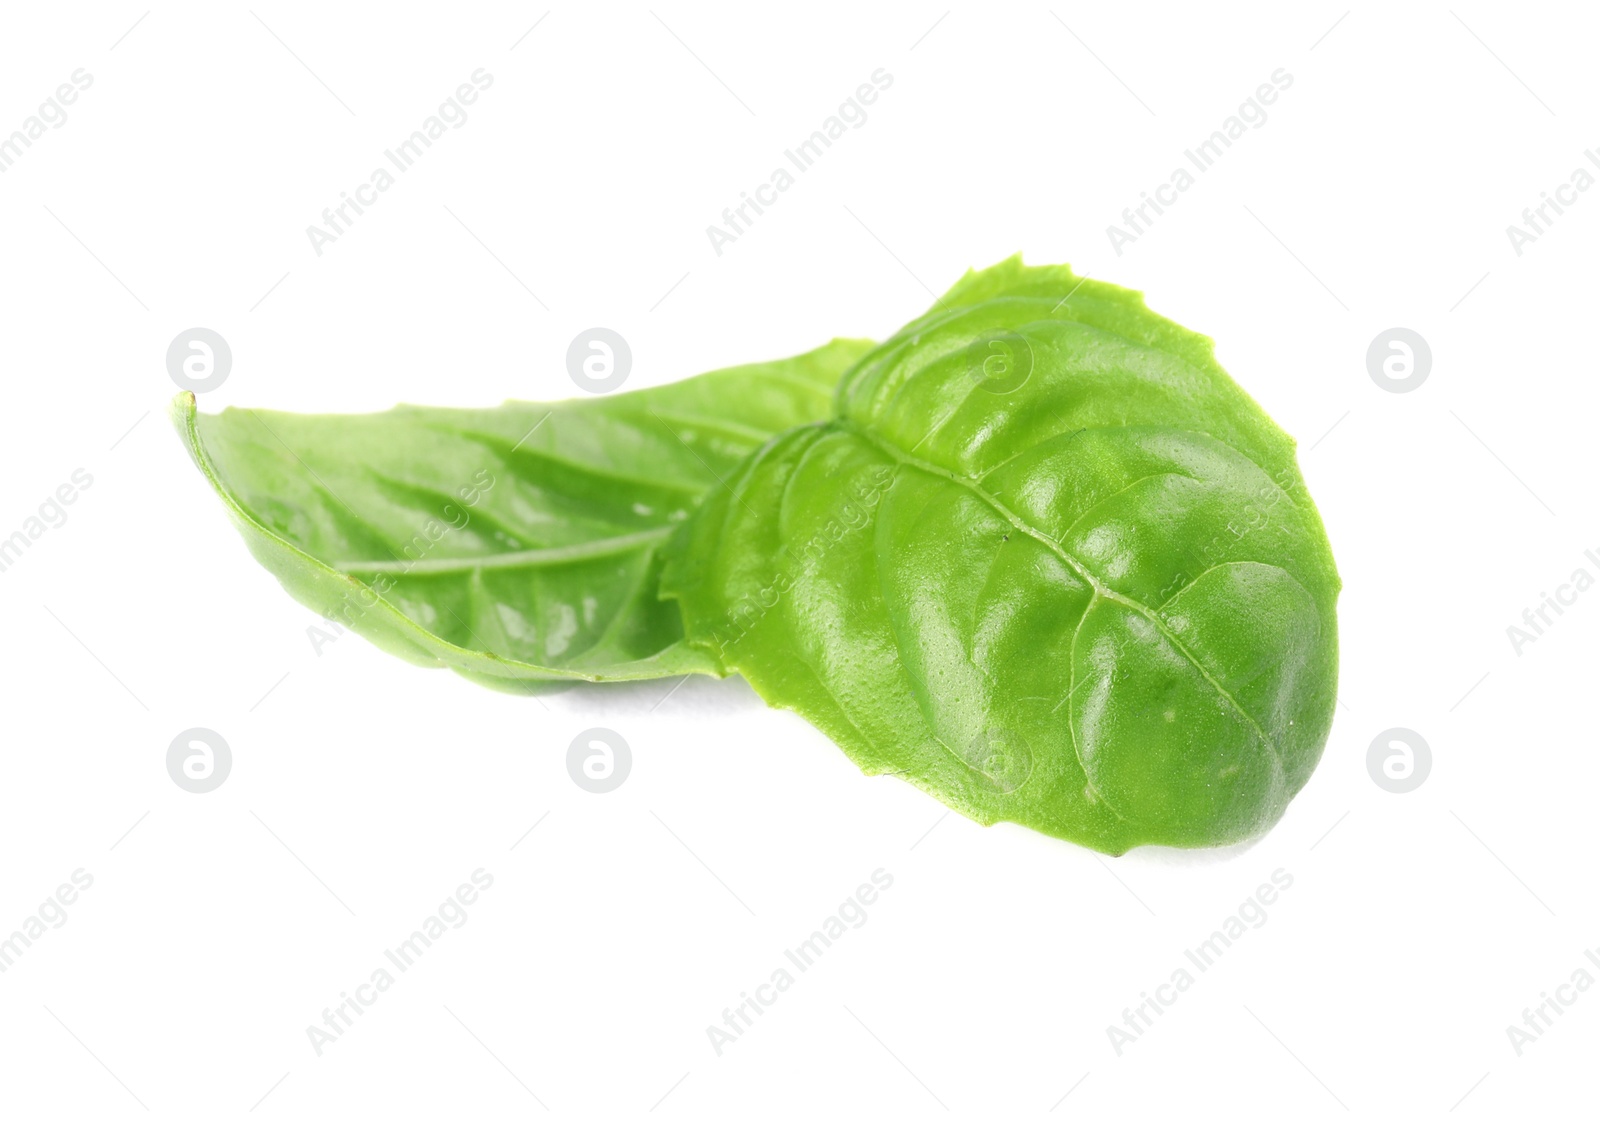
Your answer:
662,259 -> 1339,852
174,339 -> 875,691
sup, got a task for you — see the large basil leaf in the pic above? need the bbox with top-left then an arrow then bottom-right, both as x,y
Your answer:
662,260 -> 1339,852
174,339 -> 874,691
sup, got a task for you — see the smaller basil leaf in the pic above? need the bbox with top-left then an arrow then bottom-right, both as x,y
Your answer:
175,339 -> 874,691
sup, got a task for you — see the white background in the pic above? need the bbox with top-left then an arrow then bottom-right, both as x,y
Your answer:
0,1 -> 1593,1117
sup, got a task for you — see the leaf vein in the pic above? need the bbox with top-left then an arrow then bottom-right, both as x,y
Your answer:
844,420 -> 1289,780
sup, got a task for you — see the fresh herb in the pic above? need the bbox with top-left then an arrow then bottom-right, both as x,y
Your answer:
178,259 -> 1338,852
174,339 -> 873,691
662,259 -> 1339,852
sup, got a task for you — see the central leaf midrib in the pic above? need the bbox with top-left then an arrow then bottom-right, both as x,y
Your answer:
839,418 -> 1287,777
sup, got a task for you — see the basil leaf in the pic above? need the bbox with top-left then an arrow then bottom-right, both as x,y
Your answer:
174,339 -> 874,691
663,259 -> 1339,852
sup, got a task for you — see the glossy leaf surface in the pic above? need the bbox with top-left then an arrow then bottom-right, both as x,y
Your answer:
175,339 -> 874,690
663,260 -> 1339,852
